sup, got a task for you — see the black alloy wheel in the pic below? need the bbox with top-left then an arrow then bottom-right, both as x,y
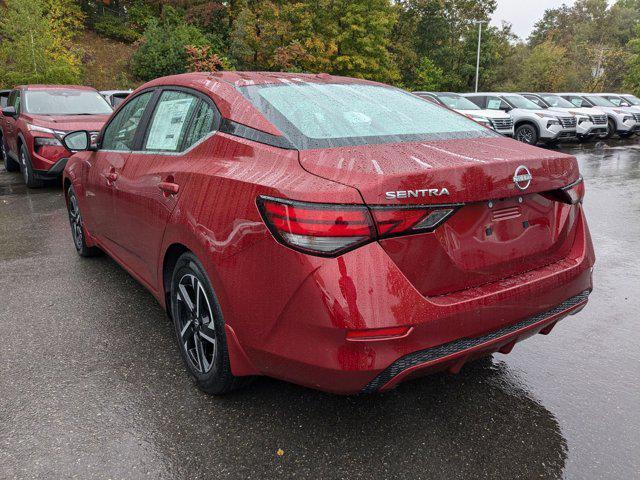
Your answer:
170,252 -> 248,394
515,124 -> 538,145
66,186 -> 101,257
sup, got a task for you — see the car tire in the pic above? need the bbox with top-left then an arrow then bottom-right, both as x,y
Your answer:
66,185 -> 101,257
19,144 -> 43,188
170,252 -> 249,395
1,136 -> 19,172
605,118 -> 616,139
515,124 -> 538,145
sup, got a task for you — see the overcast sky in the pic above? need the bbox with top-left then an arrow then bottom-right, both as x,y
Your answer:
491,0 -> 577,40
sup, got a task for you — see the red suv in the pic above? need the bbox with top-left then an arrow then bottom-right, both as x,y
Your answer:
0,85 -> 112,187
61,72 -> 595,395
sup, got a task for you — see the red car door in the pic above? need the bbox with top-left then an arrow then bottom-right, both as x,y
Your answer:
85,90 -> 155,250
108,89 -> 217,290
3,90 -> 21,156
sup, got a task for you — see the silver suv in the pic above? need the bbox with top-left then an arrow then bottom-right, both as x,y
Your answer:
521,93 -> 608,140
558,93 -> 638,138
414,92 -> 514,136
462,92 -> 577,145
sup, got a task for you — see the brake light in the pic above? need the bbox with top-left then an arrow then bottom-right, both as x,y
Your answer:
257,196 -> 459,256
544,177 -> 585,205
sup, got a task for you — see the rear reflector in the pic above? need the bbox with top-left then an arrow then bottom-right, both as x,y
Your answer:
346,326 -> 412,341
257,196 -> 460,256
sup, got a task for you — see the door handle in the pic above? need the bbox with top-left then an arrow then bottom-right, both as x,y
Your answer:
158,181 -> 179,195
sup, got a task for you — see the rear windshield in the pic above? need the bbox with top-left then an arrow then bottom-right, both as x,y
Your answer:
436,93 -> 481,110
239,83 -> 493,149
24,89 -> 113,115
540,94 -> 575,108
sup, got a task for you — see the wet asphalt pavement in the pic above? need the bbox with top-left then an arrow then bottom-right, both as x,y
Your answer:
0,141 -> 638,480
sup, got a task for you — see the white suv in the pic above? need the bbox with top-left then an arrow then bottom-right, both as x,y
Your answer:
521,93 -> 608,140
462,92 -> 577,145
558,93 -> 638,138
414,92 -> 514,136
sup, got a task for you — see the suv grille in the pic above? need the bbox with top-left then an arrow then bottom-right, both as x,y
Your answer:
490,118 -> 514,130
633,113 -> 640,123
560,116 -> 577,128
591,114 -> 607,125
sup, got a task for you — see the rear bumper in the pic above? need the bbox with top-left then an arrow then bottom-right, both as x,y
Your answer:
362,290 -> 589,393
237,207 -> 595,394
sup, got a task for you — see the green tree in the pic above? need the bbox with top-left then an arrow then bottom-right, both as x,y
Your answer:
131,8 -> 210,81
518,41 -> 569,91
0,0 -> 84,86
412,57 -> 444,90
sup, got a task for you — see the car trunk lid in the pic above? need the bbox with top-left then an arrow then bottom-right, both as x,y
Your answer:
299,136 -> 582,296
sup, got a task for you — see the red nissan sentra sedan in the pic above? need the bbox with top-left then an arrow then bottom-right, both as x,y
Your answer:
61,72 -> 594,395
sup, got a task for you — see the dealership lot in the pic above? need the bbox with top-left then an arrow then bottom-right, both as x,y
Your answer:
0,141 -> 638,479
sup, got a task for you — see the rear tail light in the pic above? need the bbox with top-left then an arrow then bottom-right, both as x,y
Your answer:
544,176 -> 585,205
257,196 -> 459,256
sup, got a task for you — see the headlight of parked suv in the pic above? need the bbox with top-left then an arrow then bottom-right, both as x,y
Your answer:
546,118 -> 561,127
469,115 -> 492,127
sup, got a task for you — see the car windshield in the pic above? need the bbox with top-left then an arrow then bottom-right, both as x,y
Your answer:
436,93 -> 480,110
502,95 -> 540,110
239,82 -> 492,149
24,89 -> 113,115
623,95 -> 640,106
584,95 -> 615,107
541,95 -> 575,108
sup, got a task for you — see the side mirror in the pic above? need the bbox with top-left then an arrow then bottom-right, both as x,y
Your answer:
63,130 -> 97,152
1,106 -> 17,117
620,101 -> 631,107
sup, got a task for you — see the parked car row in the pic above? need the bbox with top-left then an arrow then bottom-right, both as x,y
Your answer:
0,85 -> 131,187
415,90 -> 640,146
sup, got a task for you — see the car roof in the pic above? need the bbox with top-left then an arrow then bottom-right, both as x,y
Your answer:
133,71 -> 389,137
15,84 -> 99,92
100,90 -> 133,95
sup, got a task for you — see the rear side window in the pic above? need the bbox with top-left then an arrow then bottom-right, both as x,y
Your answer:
144,91 -> 199,152
184,101 -> 216,149
102,91 -> 153,151
465,96 -> 485,108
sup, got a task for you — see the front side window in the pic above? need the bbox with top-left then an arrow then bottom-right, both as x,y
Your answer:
486,96 -> 507,110
584,95 -> 615,107
524,95 -> 547,108
239,83 -> 492,149
623,95 -> 640,106
144,91 -> 200,152
604,96 -> 622,106
502,95 -> 540,110
102,91 -> 153,151
24,89 -> 112,115
541,95 -> 575,108
437,94 -> 481,110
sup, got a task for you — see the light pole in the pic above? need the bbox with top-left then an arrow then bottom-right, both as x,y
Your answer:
474,20 -> 487,93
